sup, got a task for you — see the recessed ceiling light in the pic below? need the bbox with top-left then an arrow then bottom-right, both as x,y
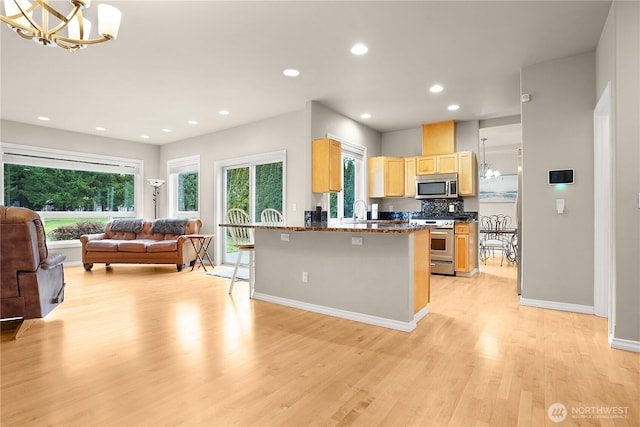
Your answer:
283,68 -> 300,77
37,116 -> 50,121
96,127 -> 106,131
429,84 -> 444,93
219,110 -> 230,116
161,128 -> 172,133
140,135 -> 150,139
360,113 -> 371,119
447,104 -> 460,111
187,120 -> 198,125
350,43 -> 368,55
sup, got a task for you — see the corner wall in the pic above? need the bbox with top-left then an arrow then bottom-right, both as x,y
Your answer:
307,101 -> 382,209
520,52 -> 596,307
596,1 -> 640,344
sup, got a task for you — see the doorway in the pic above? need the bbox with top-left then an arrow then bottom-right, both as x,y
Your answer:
593,83 -> 613,332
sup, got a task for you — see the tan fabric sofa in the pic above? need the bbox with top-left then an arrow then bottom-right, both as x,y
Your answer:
80,218 -> 202,272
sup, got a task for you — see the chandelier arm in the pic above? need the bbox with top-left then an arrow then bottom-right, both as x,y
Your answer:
36,0 -> 73,24
0,1 -> 44,34
53,33 -> 111,46
39,4 -> 83,36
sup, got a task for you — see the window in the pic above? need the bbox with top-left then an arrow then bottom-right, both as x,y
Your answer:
326,136 -> 366,219
167,156 -> 200,218
217,150 -> 286,265
1,143 -> 142,242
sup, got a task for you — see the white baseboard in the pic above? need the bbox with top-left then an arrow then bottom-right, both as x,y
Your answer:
609,335 -> 640,353
519,298 -> 595,315
456,268 -> 478,278
253,292 -> 428,332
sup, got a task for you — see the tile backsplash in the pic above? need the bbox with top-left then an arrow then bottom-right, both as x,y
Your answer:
420,198 -> 465,216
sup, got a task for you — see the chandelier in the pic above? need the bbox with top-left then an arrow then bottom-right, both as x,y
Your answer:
0,0 -> 121,51
480,138 -> 501,179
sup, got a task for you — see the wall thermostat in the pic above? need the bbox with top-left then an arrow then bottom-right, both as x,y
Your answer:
548,169 -> 574,185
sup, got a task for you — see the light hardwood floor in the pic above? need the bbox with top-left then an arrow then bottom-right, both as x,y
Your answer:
2,260 -> 638,426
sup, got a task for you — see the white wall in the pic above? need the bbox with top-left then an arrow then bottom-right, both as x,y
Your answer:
596,1 -> 640,343
520,52 -> 596,306
159,110 -> 306,233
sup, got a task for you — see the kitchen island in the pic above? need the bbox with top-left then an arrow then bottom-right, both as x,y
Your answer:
224,220 -> 431,332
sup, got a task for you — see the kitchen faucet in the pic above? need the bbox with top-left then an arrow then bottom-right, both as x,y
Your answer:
352,199 -> 367,221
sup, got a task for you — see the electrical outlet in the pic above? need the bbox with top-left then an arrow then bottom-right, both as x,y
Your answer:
352,237 -> 363,245
302,272 -> 308,283
281,233 -> 290,241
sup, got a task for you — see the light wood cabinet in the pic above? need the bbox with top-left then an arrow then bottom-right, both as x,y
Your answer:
416,153 -> 458,175
413,228 -> 430,313
312,138 -> 341,193
422,120 -> 456,155
369,156 -> 405,198
455,222 -> 477,275
457,151 -> 477,196
404,156 -> 417,197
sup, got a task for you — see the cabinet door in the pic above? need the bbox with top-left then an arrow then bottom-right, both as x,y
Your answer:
454,233 -> 469,272
416,156 -> 437,175
329,139 -> 342,192
404,157 -> 416,197
386,157 -> 405,197
458,151 -> 477,196
413,228 -> 430,312
312,138 -> 341,193
422,121 -> 456,156
437,153 -> 458,173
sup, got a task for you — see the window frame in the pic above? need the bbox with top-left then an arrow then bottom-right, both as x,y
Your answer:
1,142 -> 144,247
325,134 -> 367,219
167,155 -> 200,218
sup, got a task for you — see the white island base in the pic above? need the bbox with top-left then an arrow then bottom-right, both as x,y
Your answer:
251,227 -> 430,332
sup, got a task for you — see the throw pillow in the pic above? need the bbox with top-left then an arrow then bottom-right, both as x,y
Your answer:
151,218 -> 188,235
110,218 -> 144,233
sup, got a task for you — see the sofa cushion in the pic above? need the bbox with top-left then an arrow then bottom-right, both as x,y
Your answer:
150,218 -> 188,235
117,241 -> 148,253
146,240 -> 178,253
110,218 -> 144,234
85,240 -> 119,252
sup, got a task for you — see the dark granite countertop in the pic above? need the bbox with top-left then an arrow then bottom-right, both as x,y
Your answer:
219,219 -> 431,234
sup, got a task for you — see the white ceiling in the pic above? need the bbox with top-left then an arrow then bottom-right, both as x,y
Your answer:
1,1 -> 611,145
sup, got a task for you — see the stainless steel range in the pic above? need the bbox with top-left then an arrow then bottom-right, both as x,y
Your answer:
410,218 -> 455,276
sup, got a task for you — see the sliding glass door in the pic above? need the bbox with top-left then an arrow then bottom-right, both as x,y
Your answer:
222,152 -> 285,265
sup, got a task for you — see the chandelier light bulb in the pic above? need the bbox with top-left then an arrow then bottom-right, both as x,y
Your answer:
97,3 -> 121,39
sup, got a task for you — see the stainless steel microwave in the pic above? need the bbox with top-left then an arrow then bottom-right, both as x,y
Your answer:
415,173 -> 458,199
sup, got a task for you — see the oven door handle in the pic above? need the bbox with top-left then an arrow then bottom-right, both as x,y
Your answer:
431,231 -> 450,236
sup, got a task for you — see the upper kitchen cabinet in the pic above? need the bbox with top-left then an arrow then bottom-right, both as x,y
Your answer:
369,156 -> 405,198
457,151 -> 477,196
312,138 -> 342,193
422,120 -> 456,156
404,156 -> 417,197
416,153 -> 458,175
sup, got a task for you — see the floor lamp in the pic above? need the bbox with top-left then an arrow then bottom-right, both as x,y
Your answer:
148,179 -> 165,219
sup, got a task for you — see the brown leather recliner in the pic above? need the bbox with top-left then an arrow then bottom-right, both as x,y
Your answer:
1,206 -> 66,323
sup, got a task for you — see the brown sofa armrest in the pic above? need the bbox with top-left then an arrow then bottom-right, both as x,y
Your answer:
80,233 -> 106,244
41,252 -> 66,270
